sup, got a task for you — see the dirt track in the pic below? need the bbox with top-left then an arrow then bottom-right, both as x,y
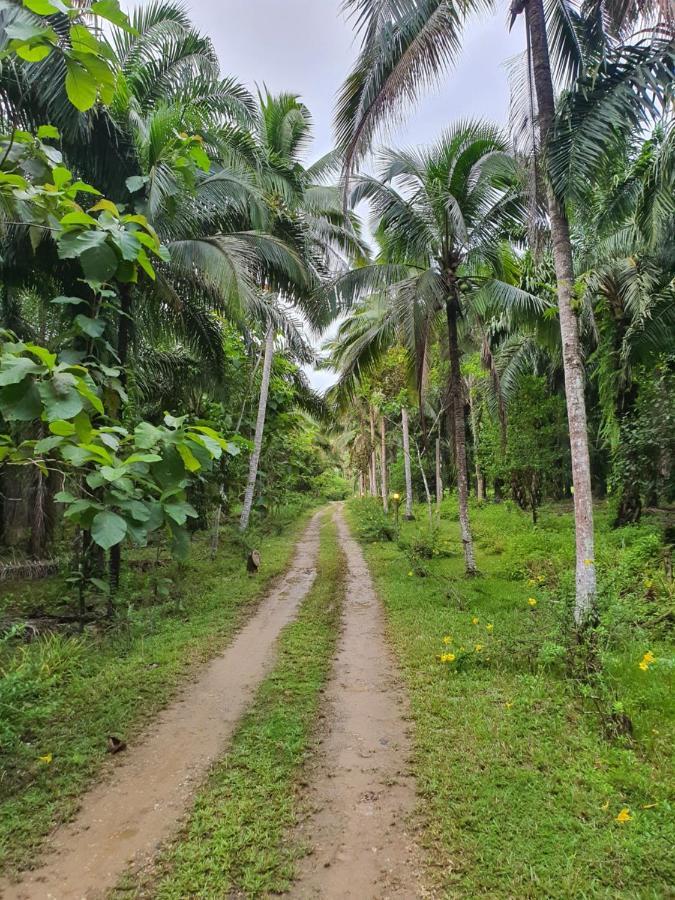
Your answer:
1,506 -> 429,899
290,507 -> 428,898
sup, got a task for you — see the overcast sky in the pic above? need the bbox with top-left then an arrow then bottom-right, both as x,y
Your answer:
173,2 -> 526,390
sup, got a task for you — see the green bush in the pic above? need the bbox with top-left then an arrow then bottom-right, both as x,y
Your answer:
348,497 -> 396,542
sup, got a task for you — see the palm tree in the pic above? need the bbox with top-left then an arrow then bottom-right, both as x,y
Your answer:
335,0 -> 672,623
238,92 -> 367,530
327,122 -> 544,573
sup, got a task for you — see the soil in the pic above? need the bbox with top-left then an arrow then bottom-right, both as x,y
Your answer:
0,511 -> 323,900
289,507 -> 430,899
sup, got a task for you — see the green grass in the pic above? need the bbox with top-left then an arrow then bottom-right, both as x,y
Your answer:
0,511 -> 315,877
348,497 -> 674,899
126,514 -> 344,899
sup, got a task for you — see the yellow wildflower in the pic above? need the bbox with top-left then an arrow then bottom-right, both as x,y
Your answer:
472,616 -> 479,625
643,578 -> 653,589
528,597 -> 538,607
583,558 -> 593,566
616,808 -> 632,824
537,575 -> 545,583
638,660 -> 649,671
440,652 -> 456,663
475,644 -> 483,652
442,636 -> 453,645
38,753 -> 52,765
527,578 -> 536,587
504,701 -> 513,709
486,623 -> 494,633
408,571 -> 413,577
642,651 -> 655,664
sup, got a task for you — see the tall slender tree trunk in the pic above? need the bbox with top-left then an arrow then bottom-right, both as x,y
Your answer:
526,0 -> 596,626
369,406 -> 378,496
380,414 -> 388,512
468,390 -> 485,501
445,298 -> 477,575
436,436 -> 442,507
401,407 -> 414,519
358,471 -> 365,497
239,326 -> 274,532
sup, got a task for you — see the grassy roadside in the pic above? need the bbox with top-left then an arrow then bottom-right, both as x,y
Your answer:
0,510 -> 315,877
125,514 -> 345,899
347,497 -> 674,899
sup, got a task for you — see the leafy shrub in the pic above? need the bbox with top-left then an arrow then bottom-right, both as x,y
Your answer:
349,498 -> 396,542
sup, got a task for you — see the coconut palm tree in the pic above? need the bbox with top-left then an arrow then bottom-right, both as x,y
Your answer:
326,122 -> 546,573
238,92 -> 367,530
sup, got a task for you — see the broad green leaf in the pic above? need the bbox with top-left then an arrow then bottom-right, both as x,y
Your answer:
0,357 -> 43,386
80,243 -> 118,283
134,421 -> 162,449
89,198 -> 120,216
91,0 -> 136,32
100,465 -> 127,482
60,211 -> 97,227
64,498 -> 102,519
126,452 -> 162,464
69,23 -> 101,55
73,410 -> 92,442
0,381 -> 42,421
125,175 -> 148,194
25,344 -> 57,369
34,435 -> 63,453
54,490 -> 77,503
91,510 -> 127,550
13,41 -> 52,62
57,228 -> 107,259
24,0 -> 66,13
49,419 -> 76,436
188,144 -> 210,172
60,444 -> 94,466
176,442 -> 200,472
64,57 -> 98,112
74,314 -> 105,338
37,126 -> 60,141
164,413 -> 186,429
52,166 -> 72,189
74,379 -> 104,415
163,500 -> 197,526
51,295 -> 86,307
135,247 -> 155,280
38,374 -> 84,420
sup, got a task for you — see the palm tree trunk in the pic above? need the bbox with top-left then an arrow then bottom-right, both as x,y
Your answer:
526,0 -> 596,626
369,406 -> 378,496
468,390 -> 485,502
380,414 -> 389,512
359,471 -> 365,497
401,406 -> 414,519
239,326 -> 274,532
436,436 -> 442,507
445,299 -> 477,575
